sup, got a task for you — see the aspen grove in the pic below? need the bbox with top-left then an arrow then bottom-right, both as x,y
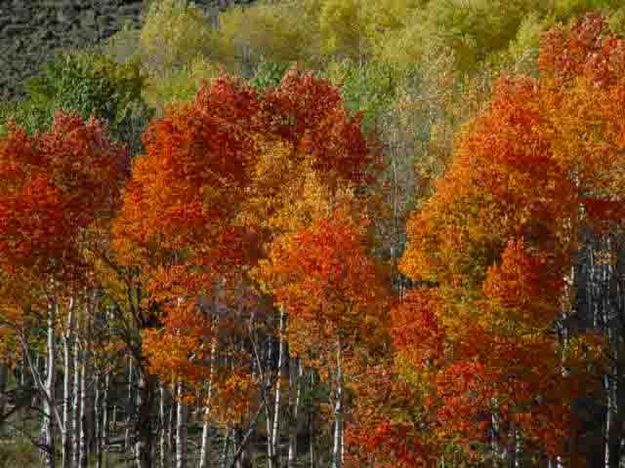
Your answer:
1,4 -> 625,468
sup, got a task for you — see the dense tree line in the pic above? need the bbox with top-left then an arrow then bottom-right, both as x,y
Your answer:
1,1 -> 625,467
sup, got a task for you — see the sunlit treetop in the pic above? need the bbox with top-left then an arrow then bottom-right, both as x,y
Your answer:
0,113 -> 127,280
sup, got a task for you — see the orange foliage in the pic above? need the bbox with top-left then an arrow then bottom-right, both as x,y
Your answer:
261,209 -> 386,342
113,71 -> 380,432
391,289 -> 444,370
0,115 -> 126,278
397,14 -> 622,459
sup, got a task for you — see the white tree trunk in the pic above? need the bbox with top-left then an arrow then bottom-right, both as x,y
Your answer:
125,357 -> 133,455
271,310 -> 286,464
41,298 -> 58,468
221,430 -> 230,466
288,360 -> 302,467
79,339 -> 88,468
168,389 -> 175,461
199,332 -> 217,468
159,385 -> 167,468
102,372 -> 109,468
332,339 -> 343,468
265,337 -> 275,468
95,372 -> 103,468
72,309 -> 82,467
175,381 -> 186,468
134,368 -> 152,468
308,370 -> 315,468
62,298 -> 74,468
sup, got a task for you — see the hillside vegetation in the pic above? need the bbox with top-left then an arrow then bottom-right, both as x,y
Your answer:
1,1 -> 625,466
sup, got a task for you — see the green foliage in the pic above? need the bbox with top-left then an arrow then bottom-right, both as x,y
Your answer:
2,51 -> 152,154
139,0 -> 215,77
416,0 -> 536,73
551,0 -> 623,19
318,0 -> 365,59
216,2 -> 314,76
143,56 -> 220,112
135,0 -> 225,112
505,13 -> 548,74
251,60 -> 290,90
327,59 -> 396,130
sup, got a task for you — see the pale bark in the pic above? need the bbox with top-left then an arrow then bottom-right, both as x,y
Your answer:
308,371 -> 315,468
19,355 -> 26,386
159,385 -> 167,468
95,372 -> 102,468
247,309 -> 275,468
168,387 -> 175,461
199,331 -> 217,468
606,370 -> 614,468
125,357 -> 134,455
62,298 -> 74,468
288,360 -> 302,467
221,430 -> 230,467
20,334 -> 63,465
112,404 -> 117,433
271,310 -> 286,465
134,368 -> 154,468
199,405 -> 212,468
264,333 -> 275,468
79,334 -> 88,468
41,297 -> 58,468
72,310 -> 82,467
102,372 -> 109,468
332,339 -> 343,468
175,381 -> 187,468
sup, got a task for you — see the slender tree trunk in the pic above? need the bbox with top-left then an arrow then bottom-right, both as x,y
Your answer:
112,404 -> 117,433
79,335 -> 88,468
102,372 -> 109,468
288,360 -> 302,467
271,310 -> 286,465
0,363 -> 6,418
159,385 -> 167,468
221,430 -> 230,468
20,354 -> 26,386
168,387 -> 175,462
134,368 -> 154,468
175,381 -> 187,468
125,357 -> 134,455
308,371 -> 315,468
199,332 -> 217,468
265,334 -> 275,468
95,372 -> 103,468
73,310 -> 82,467
41,297 -> 58,468
34,354 -> 41,407
332,339 -> 343,468
62,298 -> 74,468
199,404 -> 212,468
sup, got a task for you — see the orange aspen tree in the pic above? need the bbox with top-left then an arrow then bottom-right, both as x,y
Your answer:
0,113 -> 127,467
397,14 -> 625,464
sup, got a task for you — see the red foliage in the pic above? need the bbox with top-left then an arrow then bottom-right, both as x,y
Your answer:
397,14 -> 624,460
391,289 -> 444,370
0,113 -> 126,278
346,420 -> 432,467
263,210 -> 384,338
263,70 -> 373,185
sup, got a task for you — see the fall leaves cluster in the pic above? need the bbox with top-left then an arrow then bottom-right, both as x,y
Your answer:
1,13 -> 625,467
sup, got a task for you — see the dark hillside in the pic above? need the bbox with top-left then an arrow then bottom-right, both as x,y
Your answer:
0,0 -> 251,99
